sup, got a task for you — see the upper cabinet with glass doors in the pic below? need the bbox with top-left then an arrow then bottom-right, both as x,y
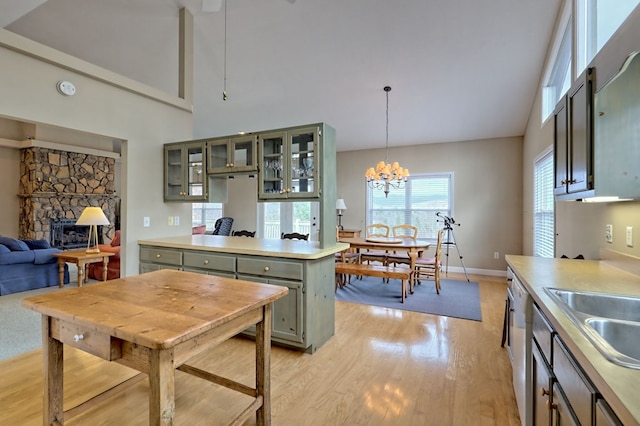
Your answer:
206,134 -> 258,175
164,140 -> 208,201
259,126 -> 320,200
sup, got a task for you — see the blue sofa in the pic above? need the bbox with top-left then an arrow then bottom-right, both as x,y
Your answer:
0,236 -> 69,296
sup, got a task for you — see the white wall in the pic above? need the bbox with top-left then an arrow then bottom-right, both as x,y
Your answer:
0,29 -> 194,276
337,136 -> 523,273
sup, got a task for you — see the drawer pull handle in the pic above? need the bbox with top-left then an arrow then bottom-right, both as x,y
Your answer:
546,400 -> 557,411
264,266 -> 270,272
204,260 -> 209,265
540,387 -> 549,396
156,254 -> 161,258
73,334 -> 85,342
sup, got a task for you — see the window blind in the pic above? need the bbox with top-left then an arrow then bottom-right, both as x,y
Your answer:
534,150 -> 554,258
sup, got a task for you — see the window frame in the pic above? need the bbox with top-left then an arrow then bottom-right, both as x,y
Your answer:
533,147 -> 555,258
365,173 -> 453,242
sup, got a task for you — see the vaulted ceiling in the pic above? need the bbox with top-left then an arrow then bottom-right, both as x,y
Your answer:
1,0 -> 561,152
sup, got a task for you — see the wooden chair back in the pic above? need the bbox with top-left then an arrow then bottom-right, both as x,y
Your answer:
392,224 -> 418,241
232,230 -> 256,237
281,232 -> 309,240
365,224 -> 389,238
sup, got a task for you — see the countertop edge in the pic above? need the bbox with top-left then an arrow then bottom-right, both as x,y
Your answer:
138,235 -> 349,260
505,254 -> 640,426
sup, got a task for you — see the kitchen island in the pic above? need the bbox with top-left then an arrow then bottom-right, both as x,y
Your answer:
138,235 -> 349,353
506,253 -> 640,426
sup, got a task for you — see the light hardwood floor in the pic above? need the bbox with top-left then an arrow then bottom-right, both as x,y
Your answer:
1,273 -> 519,425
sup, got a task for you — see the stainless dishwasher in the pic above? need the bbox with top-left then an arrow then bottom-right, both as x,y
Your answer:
507,267 -> 533,426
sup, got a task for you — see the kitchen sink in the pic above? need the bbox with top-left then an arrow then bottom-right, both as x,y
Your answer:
544,288 -> 640,369
546,288 -> 640,322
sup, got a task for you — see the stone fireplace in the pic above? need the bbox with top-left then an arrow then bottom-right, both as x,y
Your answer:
18,147 -> 119,246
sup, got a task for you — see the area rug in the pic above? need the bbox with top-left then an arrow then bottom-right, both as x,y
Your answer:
335,275 -> 482,321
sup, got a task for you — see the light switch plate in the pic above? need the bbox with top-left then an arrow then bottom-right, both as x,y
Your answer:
605,224 -> 613,243
143,217 -> 150,227
626,226 -> 633,247
174,216 -> 180,226
168,216 -> 174,226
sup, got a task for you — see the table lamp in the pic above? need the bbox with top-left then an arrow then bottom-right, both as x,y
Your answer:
336,198 -> 347,230
75,207 -> 110,253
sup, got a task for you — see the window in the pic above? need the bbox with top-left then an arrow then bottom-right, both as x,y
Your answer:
542,15 -> 572,120
192,203 -> 223,231
259,201 -> 319,240
534,149 -> 554,258
576,0 -> 640,73
366,174 -> 452,241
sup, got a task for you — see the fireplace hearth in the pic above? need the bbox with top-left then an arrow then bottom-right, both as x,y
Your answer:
50,219 -> 103,250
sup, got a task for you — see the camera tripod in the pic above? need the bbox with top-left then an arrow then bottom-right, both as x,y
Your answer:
437,213 -> 470,282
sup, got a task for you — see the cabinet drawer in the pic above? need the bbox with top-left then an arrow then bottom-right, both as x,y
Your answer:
140,246 -> 183,266
52,318 -> 121,361
183,251 -> 235,272
237,257 -> 303,280
533,304 -> 553,364
553,335 -> 596,425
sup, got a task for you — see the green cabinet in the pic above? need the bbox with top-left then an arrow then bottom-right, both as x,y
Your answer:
206,134 -> 258,175
258,125 -> 321,200
164,140 -> 208,201
554,68 -> 594,199
138,243 -> 336,353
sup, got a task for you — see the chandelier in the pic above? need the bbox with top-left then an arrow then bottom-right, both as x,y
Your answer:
365,86 -> 409,197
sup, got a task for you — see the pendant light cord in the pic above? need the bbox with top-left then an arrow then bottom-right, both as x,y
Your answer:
384,86 -> 391,162
223,0 -> 228,100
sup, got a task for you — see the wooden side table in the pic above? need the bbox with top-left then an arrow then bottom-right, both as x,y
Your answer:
53,250 -> 115,287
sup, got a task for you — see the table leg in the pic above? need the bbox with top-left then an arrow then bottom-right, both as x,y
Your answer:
148,348 -> 175,426
255,303 -> 273,425
57,259 -> 65,288
43,315 -> 64,425
77,261 -> 84,287
409,250 -> 417,293
102,256 -> 109,281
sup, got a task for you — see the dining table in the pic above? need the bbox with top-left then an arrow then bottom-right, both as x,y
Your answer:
339,236 -> 431,289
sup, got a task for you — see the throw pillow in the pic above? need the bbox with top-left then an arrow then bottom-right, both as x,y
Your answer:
0,244 -> 10,254
23,239 -> 51,250
111,230 -> 121,247
0,236 -> 29,251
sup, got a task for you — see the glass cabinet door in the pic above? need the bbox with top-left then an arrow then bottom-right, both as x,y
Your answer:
164,141 -> 206,201
165,145 -> 185,200
259,132 -> 286,199
207,135 -> 257,174
186,144 -> 204,198
288,127 -> 319,199
206,139 -> 230,174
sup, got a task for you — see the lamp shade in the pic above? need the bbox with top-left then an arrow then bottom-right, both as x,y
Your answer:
76,207 -> 110,226
336,199 -> 347,211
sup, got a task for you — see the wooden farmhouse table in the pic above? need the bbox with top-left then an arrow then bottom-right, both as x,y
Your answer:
339,237 -> 431,289
22,269 -> 288,425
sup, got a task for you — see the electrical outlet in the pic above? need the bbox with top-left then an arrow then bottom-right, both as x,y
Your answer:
626,226 -> 633,247
174,216 -> 180,226
143,217 -> 150,227
493,251 -> 500,260
605,224 -> 613,243
168,216 -> 174,226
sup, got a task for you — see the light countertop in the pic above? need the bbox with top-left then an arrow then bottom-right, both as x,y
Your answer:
138,235 -> 349,260
505,254 -> 640,426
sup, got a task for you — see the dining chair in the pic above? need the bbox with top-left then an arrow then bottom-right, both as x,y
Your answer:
414,228 -> 444,294
335,226 -> 360,287
387,224 -> 418,267
212,217 -> 234,236
361,223 -> 390,266
232,230 -> 256,237
281,232 -> 309,240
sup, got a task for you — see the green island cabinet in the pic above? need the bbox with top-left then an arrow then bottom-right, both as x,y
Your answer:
139,243 -> 337,353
